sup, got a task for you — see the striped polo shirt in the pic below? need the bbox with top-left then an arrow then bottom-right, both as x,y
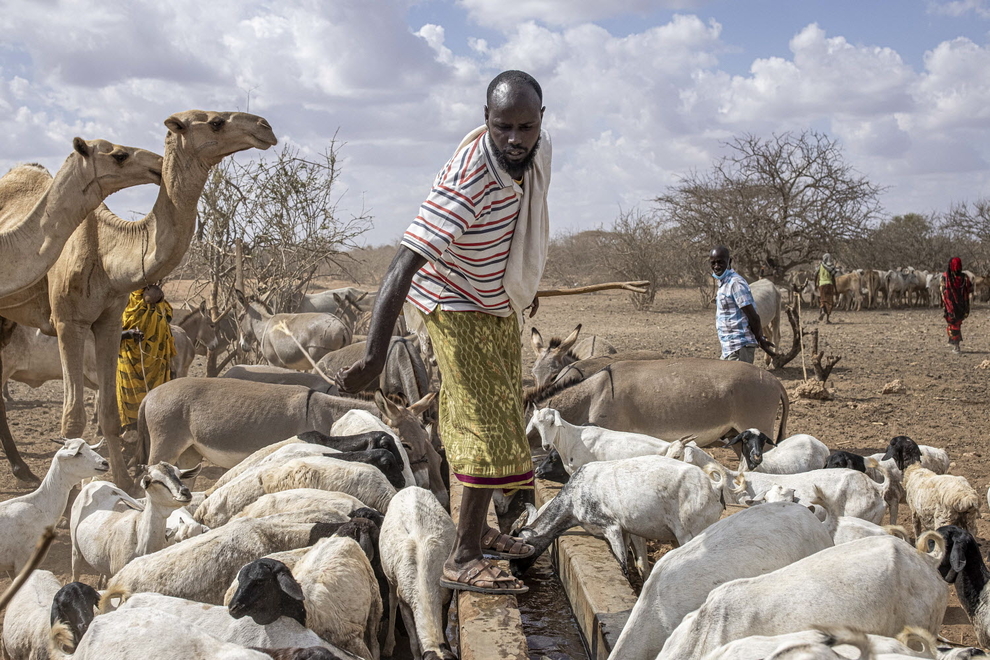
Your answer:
402,130 -> 544,317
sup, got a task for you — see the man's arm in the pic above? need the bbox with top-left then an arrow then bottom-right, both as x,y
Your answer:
741,304 -> 775,356
335,246 -> 427,393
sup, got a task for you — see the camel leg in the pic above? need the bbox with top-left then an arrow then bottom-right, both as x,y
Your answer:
0,381 -> 39,485
55,319 -> 92,438
90,311 -> 130,489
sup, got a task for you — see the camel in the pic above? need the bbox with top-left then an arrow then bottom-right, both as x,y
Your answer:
0,139 -> 162,484
0,139 -> 163,299
0,110 -> 276,488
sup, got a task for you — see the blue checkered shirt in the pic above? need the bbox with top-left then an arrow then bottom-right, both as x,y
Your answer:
715,269 -> 757,357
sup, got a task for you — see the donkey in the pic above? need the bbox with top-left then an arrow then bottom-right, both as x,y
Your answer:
237,295 -> 351,371
170,302 -> 218,377
530,324 -> 617,388
528,358 -> 789,456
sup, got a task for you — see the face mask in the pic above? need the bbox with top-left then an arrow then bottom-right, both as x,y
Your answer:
712,269 -> 730,282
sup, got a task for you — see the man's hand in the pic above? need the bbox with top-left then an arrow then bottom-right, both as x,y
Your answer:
121,329 -> 144,342
334,358 -> 384,394
757,336 -> 776,357
528,296 -> 540,318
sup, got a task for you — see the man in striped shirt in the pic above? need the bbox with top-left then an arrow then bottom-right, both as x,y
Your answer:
336,70 -> 549,595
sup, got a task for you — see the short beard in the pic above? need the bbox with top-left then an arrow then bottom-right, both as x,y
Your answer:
489,135 -> 541,177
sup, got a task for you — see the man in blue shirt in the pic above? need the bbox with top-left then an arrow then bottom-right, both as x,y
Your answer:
709,246 -> 775,363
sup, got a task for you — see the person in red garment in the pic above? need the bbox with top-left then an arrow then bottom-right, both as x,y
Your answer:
941,257 -> 972,354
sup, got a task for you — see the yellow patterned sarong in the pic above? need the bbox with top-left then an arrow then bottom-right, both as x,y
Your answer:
422,309 -> 533,489
117,290 -> 175,428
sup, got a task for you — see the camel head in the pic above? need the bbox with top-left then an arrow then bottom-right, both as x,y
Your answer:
163,110 -> 277,166
69,138 -> 163,195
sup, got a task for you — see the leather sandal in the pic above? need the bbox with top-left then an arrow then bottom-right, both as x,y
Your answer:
481,528 -> 535,559
439,558 -> 529,595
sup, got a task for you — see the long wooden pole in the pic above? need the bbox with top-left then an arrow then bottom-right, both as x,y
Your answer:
536,281 -> 650,297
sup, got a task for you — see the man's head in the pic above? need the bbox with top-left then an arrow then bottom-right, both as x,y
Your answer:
709,246 -> 731,277
485,70 -> 544,178
142,284 -> 164,305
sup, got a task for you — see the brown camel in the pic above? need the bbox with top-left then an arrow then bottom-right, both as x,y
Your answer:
0,139 -> 163,484
2,111 -> 276,488
0,139 -> 163,298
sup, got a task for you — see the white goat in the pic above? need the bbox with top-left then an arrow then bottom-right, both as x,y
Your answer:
718,461 -> 890,524
525,407 -> 679,474
101,518 -> 340,607
517,455 -> 732,579
749,433 -> 829,474
609,501 -> 834,660
0,438 -> 108,572
165,507 -> 210,544
657,534 -> 949,660
380,487 -> 456,660
291,536 -> 382,660
698,629 -> 927,660
331,410 -> 416,491
66,608 -> 271,659
70,462 -> 199,581
115,593 -> 354,657
869,444 -> 949,524
195,456 -> 395,527
748,484 -> 910,545
232,489 -> 366,522
205,437 -> 325,495
2,569 -> 63,660
881,436 -> 976,537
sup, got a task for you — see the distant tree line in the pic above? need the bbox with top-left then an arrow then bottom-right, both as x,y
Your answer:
545,129 -> 990,308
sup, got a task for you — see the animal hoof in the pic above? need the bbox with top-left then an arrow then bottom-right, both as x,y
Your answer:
13,467 -> 41,487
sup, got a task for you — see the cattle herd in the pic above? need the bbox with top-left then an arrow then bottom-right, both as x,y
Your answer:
786,266 -> 989,310
0,279 -> 987,660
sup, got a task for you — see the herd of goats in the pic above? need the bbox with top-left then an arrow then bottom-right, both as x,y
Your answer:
0,105 -> 987,660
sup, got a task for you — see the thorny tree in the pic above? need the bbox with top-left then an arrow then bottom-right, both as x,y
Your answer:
175,140 -> 371,374
654,131 -> 885,279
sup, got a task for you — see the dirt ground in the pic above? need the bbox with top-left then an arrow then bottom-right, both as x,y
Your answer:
2,284 -> 989,648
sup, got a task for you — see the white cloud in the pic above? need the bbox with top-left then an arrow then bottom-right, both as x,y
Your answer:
1,2 -> 989,244
928,0 -> 990,18
456,0 -> 703,29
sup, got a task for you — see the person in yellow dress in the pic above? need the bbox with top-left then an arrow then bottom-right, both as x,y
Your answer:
117,283 -> 175,430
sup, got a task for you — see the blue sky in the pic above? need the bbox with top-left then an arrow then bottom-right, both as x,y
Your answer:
1,0 -> 989,246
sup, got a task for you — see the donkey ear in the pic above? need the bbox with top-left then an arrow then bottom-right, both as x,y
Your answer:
559,324 -> 582,353
408,391 -> 436,416
374,390 -> 399,423
530,327 -> 545,355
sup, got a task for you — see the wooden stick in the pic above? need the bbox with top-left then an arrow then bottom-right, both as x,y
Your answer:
536,281 -> 650,297
0,526 -> 55,611
796,292 -> 808,382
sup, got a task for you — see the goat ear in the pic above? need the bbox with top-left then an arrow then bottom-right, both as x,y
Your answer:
140,475 -> 152,490
553,410 -> 562,427
180,463 -> 203,480
276,570 -> 305,603
950,540 -> 968,574
881,445 -> 896,462
530,327 -> 544,355
724,433 -> 744,447
760,432 -> 775,447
